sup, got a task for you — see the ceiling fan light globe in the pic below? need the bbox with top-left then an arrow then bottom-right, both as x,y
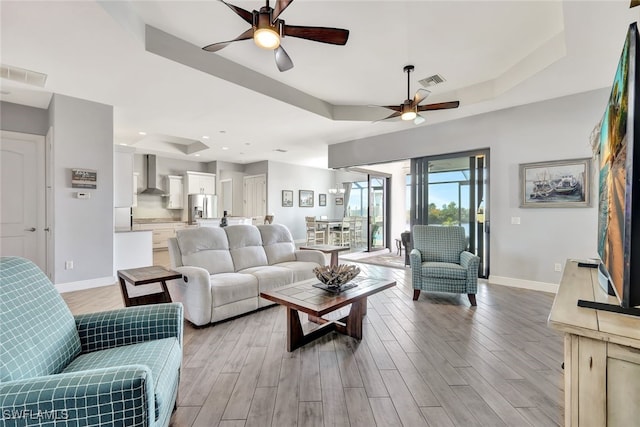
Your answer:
401,111 -> 417,121
414,115 -> 426,125
254,28 -> 280,50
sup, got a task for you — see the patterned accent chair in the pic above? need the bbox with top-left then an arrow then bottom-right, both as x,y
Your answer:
0,256 -> 183,427
410,225 -> 480,306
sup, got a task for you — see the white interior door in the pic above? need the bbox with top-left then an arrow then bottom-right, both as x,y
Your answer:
243,174 -> 266,219
0,131 -> 46,271
220,178 -> 233,216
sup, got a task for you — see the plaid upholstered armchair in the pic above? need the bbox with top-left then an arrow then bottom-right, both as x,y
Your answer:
0,257 -> 183,427
409,225 -> 480,306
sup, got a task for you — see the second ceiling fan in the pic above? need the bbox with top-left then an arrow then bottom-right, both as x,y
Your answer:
378,65 -> 460,125
203,0 -> 350,72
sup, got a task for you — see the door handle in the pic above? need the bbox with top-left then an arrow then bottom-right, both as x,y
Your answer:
25,227 -> 36,232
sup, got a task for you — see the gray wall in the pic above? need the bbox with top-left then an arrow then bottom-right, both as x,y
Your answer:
1,101 -> 48,135
49,94 -> 114,284
329,89 -> 609,286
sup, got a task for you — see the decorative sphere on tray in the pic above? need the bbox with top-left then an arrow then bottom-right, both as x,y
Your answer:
313,264 -> 360,288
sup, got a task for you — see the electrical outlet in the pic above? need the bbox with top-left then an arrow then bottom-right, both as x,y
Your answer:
554,263 -> 562,272
511,216 -> 521,225
65,260 -> 74,270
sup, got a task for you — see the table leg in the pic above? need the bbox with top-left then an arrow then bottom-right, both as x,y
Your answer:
160,280 -> 173,302
330,251 -> 339,267
286,307 -> 337,352
118,277 -> 132,307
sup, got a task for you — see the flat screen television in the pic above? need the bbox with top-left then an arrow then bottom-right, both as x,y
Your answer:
595,22 -> 640,309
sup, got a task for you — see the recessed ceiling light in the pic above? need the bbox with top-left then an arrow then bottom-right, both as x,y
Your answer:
194,154 -> 200,157
202,136 -> 209,140
219,130 -> 226,134
222,146 -> 229,150
120,143 -> 128,146
138,131 -> 147,135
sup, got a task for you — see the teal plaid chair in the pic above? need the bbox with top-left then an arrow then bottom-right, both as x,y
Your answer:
0,257 -> 183,427
410,225 -> 480,306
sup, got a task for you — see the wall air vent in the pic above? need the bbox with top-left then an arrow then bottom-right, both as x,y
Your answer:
0,64 -> 48,87
418,74 -> 446,88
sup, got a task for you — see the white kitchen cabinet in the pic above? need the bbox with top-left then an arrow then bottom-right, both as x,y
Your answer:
165,175 -> 183,209
132,222 -> 186,250
185,171 -> 216,195
132,173 -> 139,208
114,146 -> 135,207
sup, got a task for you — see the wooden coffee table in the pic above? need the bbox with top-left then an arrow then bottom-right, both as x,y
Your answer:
260,277 -> 396,351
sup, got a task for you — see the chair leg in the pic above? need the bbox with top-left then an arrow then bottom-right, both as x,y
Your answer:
468,294 -> 477,306
413,289 -> 420,301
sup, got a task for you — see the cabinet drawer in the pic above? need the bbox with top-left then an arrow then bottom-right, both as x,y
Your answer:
152,229 -> 174,249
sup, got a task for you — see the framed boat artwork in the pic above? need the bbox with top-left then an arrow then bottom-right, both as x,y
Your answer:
519,158 -> 591,208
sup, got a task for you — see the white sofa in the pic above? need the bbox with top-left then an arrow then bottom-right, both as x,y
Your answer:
167,224 -> 326,326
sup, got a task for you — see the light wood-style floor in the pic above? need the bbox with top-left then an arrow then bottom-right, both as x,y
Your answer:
62,263 -> 564,427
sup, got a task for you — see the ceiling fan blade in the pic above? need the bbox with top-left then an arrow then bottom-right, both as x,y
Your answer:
379,105 -> 402,112
413,89 -> 431,106
282,24 -> 349,45
373,111 -> 402,123
273,0 -> 294,21
414,114 -> 426,125
202,28 -> 254,52
219,0 -> 253,24
274,45 -> 294,72
417,101 -> 460,111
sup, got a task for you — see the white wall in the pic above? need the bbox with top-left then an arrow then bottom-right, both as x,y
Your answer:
49,94 -> 114,286
329,89 -> 609,288
0,101 -> 49,135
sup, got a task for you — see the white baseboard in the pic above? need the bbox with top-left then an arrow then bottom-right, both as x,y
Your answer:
488,275 -> 558,294
56,276 -> 116,293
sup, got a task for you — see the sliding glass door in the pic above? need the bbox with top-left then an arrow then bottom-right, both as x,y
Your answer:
410,150 -> 489,278
346,174 -> 388,252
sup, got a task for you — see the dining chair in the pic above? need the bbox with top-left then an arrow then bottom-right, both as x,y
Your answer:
330,219 -> 351,246
305,216 -> 325,244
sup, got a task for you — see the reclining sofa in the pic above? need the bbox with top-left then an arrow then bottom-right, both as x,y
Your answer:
0,256 -> 182,427
168,224 -> 325,326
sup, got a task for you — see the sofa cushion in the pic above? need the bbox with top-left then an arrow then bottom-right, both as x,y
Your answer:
420,262 -> 467,280
209,273 -> 259,307
176,227 -> 234,274
239,266 -> 293,294
274,261 -> 320,282
257,224 -> 296,265
225,225 -> 268,271
62,337 -> 181,421
0,257 -> 81,382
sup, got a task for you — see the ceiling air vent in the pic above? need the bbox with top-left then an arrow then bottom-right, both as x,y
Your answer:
0,64 -> 48,87
418,74 -> 446,88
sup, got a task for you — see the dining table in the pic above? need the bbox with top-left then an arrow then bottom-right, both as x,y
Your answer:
314,218 -> 344,244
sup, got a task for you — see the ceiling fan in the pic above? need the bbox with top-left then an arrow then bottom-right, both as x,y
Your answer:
377,65 -> 460,125
202,0 -> 350,72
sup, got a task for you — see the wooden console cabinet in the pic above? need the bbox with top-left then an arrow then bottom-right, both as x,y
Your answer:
549,260 -> 640,427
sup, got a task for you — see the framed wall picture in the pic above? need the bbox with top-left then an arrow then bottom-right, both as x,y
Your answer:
299,190 -> 314,207
282,190 -> 293,207
335,196 -> 344,206
71,169 -> 97,189
519,158 -> 591,208
319,193 -> 326,206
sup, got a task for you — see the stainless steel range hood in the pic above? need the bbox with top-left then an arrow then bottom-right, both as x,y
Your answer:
140,154 -> 166,195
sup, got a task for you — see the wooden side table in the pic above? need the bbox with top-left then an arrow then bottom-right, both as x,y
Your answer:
299,244 -> 350,267
117,266 -> 182,307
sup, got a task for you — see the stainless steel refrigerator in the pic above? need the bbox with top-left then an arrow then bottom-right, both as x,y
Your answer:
188,194 -> 217,224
